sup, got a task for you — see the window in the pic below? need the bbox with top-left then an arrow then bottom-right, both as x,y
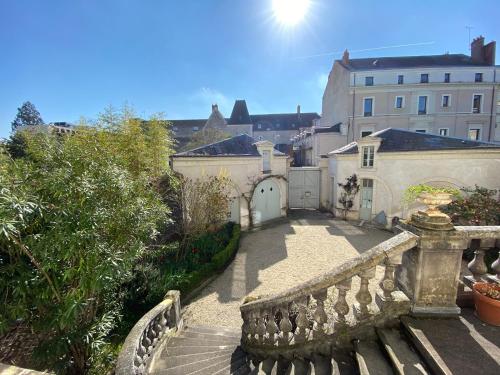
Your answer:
439,128 -> 449,136
365,76 -> 374,86
257,123 -> 262,129
398,75 -> 404,85
362,146 -> 375,168
441,95 -> 450,108
173,126 -> 179,131
395,96 -> 404,109
475,73 -> 483,82
444,73 -> 450,83
361,130 -> 373,138
468,128 -> 481,140
262,150 -> 271,172
420,73 -> 429,83
415,129 -> 427,133
363,98 -> 373,117
472,94 -> 482,113
418,96 -> 428,115
192,126 -> 199,131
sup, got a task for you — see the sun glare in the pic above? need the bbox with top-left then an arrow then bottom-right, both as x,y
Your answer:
272,0 -> 311,26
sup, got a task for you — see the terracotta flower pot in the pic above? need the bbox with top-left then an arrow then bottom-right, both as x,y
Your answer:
472,282 -> 500,326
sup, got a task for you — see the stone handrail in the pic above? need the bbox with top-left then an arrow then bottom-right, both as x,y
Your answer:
239,231 -> 418,354
115,290 -> 182,375
456,226 -> 500,285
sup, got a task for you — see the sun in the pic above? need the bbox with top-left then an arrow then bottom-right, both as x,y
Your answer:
272,0 -> 311,26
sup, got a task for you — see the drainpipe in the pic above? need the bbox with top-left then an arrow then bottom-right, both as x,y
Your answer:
487,69 -> 497,142
351,73 -> 356,143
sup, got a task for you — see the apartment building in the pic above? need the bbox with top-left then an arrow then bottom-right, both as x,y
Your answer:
322,36 -> 499,143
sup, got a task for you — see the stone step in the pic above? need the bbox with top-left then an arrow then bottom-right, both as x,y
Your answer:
155,350 -> 247,375
377,328 -> 429,375
179,330 -> 241,341
156,349 -> 240,369
401,312 -> 500,375
163,344 -> 238,356
354,340 -> 395,375
169,336 -> 241,347
185,325 -> 241,337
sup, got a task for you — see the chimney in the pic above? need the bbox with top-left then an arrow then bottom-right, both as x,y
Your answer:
211,103 -> 218,112
342,49 -> 349,65
471,36 -> 485,63
297,105 -> 301,115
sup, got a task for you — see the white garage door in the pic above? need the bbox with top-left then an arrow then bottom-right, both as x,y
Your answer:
288,168 -> 320,209
251,179 -> 281,225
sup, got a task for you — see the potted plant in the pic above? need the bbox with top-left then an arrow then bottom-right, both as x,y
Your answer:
473,282 -> 500,326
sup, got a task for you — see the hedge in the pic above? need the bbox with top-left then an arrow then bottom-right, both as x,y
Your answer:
174,223 -> 241,296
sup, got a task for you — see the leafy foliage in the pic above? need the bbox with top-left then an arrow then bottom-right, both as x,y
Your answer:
402,184 -> 461,205
337,174 -> 360,220
442,185 -> 500,225
11,101 -> 44,131
0,106 -> 175,374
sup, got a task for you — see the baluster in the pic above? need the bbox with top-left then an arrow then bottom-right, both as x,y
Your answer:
468,239 -> 492,281
334,278 -> 352,324
312,289 -> 328,338
491,249 -> 500,280
376,253 -> 403,311
256,309 -> 267,344
159,309 -> 168,335
241,311 -> 250,343
294,296 -> 310,343
279,303 -> 293,345
354,267 -> 376,320
248,310 -> 258,343
265,307 -> 279,345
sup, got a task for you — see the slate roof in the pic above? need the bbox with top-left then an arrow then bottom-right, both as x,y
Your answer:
339,54 -> 492,71
173,134 -> 286,157
228,100 -> 252,125
330,128 -> 500,154
251,112 -> 320,131
314,122 -> 342,134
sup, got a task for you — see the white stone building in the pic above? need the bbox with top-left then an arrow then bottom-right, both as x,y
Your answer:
322,36 -> 500,143
171,134 -> 288,228
326,128 -> 500,226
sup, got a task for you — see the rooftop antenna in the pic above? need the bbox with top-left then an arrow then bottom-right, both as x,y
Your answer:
466,25 -> 474,50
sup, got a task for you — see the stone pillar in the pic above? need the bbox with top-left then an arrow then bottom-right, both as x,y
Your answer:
396,223 -> 468,317
318,157 -> 330,210
165,290 -> 183,331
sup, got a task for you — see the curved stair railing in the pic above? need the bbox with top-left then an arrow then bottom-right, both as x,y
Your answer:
115,290 -> 182,375
239,230 -> 419,360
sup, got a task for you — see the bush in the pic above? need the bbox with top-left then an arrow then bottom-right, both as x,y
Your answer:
0,107 -> 174,374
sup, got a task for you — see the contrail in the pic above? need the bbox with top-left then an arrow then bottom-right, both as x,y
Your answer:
294,41 -> 436,60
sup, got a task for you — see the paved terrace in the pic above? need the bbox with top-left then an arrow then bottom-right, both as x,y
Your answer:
183,210 -> 393,328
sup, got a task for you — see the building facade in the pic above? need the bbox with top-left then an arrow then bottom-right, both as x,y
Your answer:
327,128 -> 500,226
322,36 -> 500,143
170,100 -> 320,151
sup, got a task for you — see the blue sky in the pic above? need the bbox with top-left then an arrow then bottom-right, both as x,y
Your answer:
0,0 -> 498,138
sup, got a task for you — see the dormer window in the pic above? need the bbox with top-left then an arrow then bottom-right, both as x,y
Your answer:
362,146 -> 375,168
258,124 -> 262,129
192,126 -> 199,131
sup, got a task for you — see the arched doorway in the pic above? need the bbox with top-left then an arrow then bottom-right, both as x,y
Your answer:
251,179 -> 281,225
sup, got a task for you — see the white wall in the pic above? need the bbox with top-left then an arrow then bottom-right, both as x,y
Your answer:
172,154 -> 288,228
329,149 -> 500,225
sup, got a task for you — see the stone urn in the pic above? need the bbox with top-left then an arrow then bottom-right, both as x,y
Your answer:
409,192 -> 454,231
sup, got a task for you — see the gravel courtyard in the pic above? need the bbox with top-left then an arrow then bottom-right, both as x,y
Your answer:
182,210 -> 394,328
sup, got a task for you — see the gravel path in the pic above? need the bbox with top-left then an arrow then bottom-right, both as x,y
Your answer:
182,211 -> 393,328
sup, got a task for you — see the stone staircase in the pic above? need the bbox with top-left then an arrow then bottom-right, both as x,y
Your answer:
148,309 -> 500,375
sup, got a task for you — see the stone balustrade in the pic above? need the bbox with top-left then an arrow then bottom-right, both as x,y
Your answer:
240,231 -> 419,357
456,226 -> 500,287
115,291 -> 182,375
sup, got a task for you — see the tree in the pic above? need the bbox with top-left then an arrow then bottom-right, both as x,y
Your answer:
11,101 -> 44,131
337,174 -> 360,220
183,127 -> 230,151
0,106 -> 176,374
